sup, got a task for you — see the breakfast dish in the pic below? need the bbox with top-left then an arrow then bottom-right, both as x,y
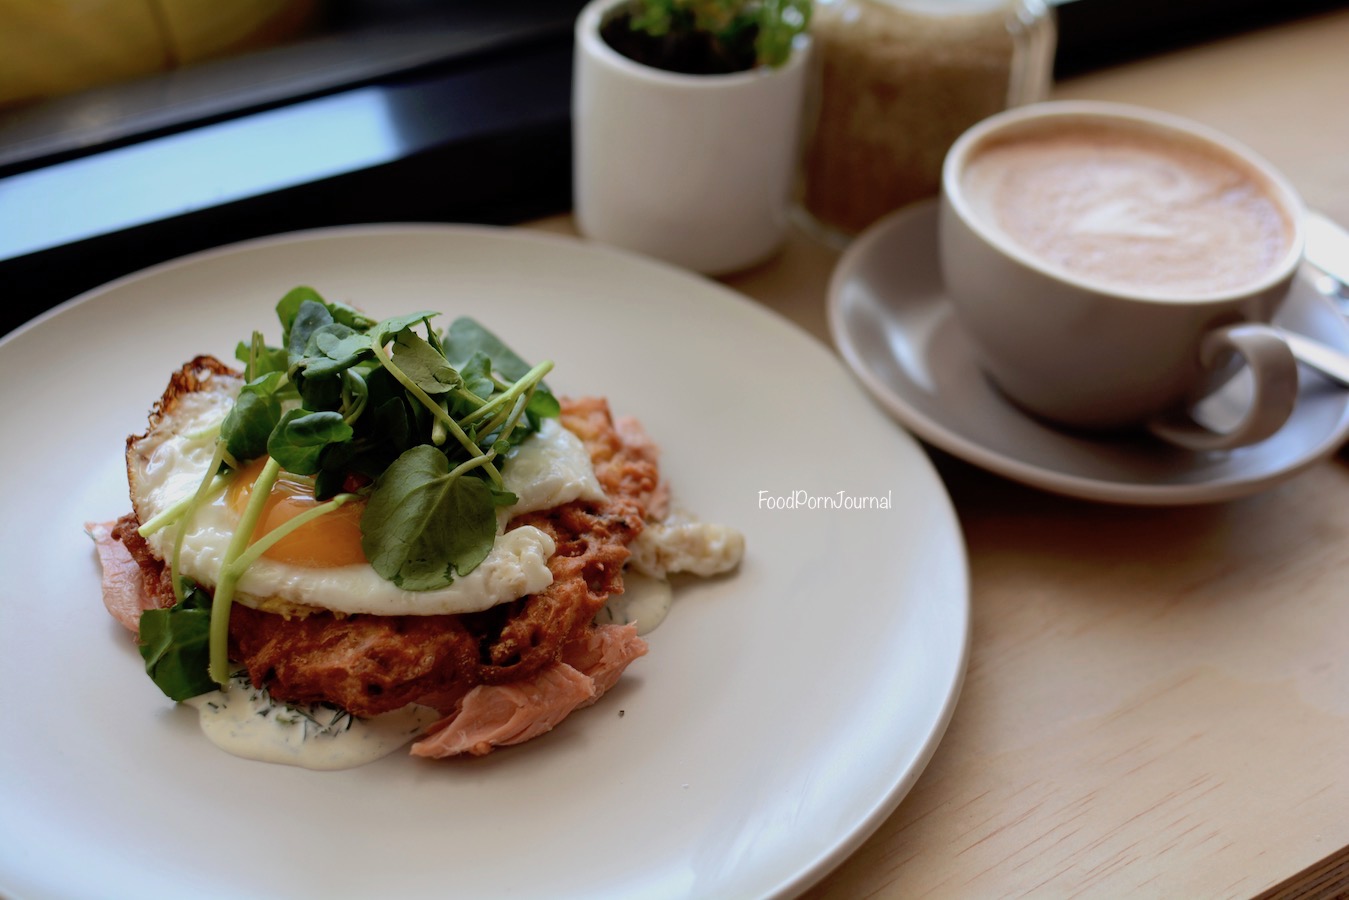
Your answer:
0,225 -> 967,899
89,292 -> 741,766
830,202 -> 1349,505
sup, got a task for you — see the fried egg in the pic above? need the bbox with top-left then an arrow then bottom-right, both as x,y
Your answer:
126,369 -> 606,617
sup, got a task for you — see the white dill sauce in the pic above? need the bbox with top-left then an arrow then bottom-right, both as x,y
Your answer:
596,572 -> 674,635
192,575 -> 675,770
185,673 -> 442,770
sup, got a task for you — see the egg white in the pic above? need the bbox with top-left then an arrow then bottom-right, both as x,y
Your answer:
126,370 -> 606,616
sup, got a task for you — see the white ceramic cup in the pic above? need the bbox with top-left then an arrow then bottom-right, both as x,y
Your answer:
939,101 -> 1306,451
572,0 -> 811,275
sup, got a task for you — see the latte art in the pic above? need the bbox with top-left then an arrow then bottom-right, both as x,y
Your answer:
960,125 -> 1294,297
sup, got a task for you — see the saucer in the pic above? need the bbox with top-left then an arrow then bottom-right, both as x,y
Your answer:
828,201 -> 1349,505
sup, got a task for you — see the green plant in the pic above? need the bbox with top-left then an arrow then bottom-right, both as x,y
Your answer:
624,0 -> 812,69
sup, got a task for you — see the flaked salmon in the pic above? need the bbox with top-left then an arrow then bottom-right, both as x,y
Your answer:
566,620 -> 651,707
87,520 -> 161,635
410,623 -> 648,758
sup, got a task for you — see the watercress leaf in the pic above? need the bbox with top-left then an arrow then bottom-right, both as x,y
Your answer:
487,484 -> 519,508
301,323 -> 372,379
459,351 -> 496,399
426,321 -> 447,356
278,286 -> 376,345
221,372 -> 285,462
267,409 -> 354,475
316,326 -> 372,361
361,446 -> 498,591
370,311 -> 440,347
445,317 -> 558,417
296,369 -> 343,412
343,445 -> 403,487
314,440 -> 357,500
526,389 -> 561,420
391,329 -> 460,395
277,286 -> 327,345
138,584 -> 215,702
444,317 -> 536,381
235,331 -> 288,381
372,396 -> 413,450
408,393 -> 435,445
362,363 -> 401,405
288,299 -> 334,365
531,386 -> 559,420
324,299 -> 377,333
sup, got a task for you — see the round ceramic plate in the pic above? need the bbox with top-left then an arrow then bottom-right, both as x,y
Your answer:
830,202 -> 1349,506
0,225 -> 968,900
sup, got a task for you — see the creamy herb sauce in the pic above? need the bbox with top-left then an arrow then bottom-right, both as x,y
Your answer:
596,572 -> 674,635
185,673 -> 441,770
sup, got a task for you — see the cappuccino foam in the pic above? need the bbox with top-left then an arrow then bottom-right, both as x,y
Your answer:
960,123 -> 1293,297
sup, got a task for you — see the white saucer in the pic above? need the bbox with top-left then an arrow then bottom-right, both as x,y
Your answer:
829,201 -> 1349,505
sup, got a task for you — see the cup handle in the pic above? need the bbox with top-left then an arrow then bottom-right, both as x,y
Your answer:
1147,323 -> 1299,452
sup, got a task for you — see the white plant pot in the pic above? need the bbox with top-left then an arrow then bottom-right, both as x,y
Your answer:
572,0 -> 812,275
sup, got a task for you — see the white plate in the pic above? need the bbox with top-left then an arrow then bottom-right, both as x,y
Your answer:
0,225 -> 968,900
830,202 -> 1349,506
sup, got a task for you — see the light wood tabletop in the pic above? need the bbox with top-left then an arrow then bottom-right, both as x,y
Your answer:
536,7 -> 1349,897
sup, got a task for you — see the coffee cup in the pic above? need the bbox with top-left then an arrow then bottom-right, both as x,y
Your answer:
939,101 -> 1305,451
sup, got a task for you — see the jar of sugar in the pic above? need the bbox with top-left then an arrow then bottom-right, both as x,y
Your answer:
799,0 -> 1056,240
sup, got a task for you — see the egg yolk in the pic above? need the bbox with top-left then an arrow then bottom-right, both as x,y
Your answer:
226,458 -> 368,567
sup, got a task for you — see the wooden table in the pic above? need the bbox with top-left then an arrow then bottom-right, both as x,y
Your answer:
537,8 -> 1349,897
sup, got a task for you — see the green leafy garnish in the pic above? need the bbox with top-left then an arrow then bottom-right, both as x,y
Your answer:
220,371 -> 288,461
393,329 -> 461,397
139,582 -> 215,701
445,317 -> 541,382
361,446 -> 499,590
266,409 -> 354,475
235,332 -> 287,381
150,287 -> 557,690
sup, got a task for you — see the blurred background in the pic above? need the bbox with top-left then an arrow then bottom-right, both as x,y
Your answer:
0,0 -> 1343,332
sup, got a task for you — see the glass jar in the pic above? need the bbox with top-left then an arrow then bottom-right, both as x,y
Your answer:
799,0 -> 1056,239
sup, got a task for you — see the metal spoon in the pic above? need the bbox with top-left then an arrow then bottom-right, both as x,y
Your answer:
1280,328 -> 1349,389
1305,210 -> 1349,306
1286,210 -> 1349,385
